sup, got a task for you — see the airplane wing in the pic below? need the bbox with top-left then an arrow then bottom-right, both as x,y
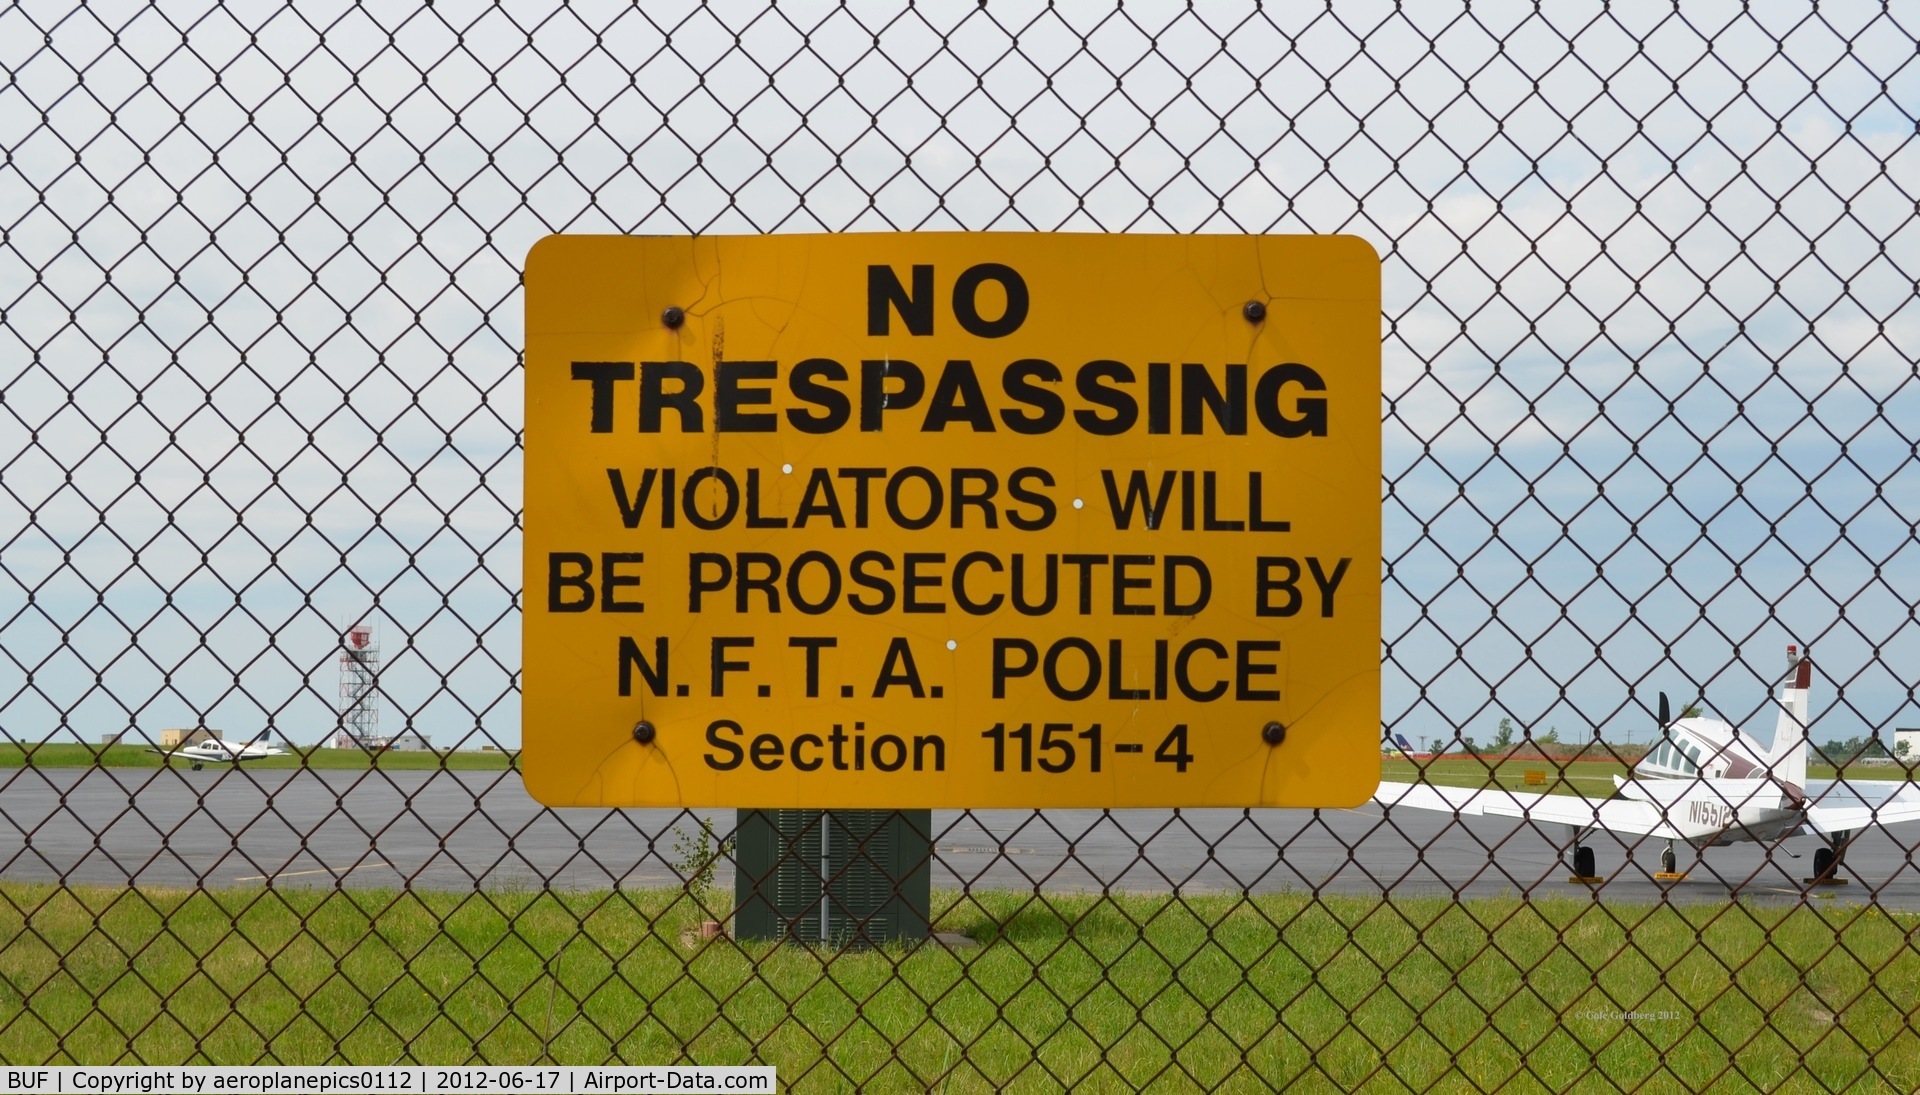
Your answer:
1374,781 -> 1509,814
151,749 -> 210,765
1804,795 -> 1920,836
1803,779 -> 1909,804
1375,781 -> 1683,839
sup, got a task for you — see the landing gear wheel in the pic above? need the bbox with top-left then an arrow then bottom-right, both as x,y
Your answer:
1661,844 -> 1677,875
1573,845 -> 1596,879
1813,846 -> 1835,879
1806,837 -> 1851,885
191,762 -> 203,771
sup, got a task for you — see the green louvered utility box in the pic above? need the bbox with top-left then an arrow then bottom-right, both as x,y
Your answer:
733,809 -> 931,946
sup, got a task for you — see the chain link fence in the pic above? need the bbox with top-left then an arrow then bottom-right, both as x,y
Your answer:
4,0 -> 1919,1088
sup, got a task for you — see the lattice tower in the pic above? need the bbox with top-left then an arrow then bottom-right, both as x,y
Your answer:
338,625 -> 380,748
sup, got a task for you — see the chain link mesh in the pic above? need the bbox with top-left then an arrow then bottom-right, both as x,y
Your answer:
3,0 -> 1918,1088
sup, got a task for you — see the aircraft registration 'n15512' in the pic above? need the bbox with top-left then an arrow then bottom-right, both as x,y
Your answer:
1375,647 -> 1920,884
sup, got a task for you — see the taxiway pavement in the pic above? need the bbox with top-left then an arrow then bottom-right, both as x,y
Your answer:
3,767 -> 1916,907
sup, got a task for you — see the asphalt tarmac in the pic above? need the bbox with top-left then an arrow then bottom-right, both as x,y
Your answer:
4,766 -> 1918,907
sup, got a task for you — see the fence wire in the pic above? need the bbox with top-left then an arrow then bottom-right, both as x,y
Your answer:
3,0 -> 1920,1089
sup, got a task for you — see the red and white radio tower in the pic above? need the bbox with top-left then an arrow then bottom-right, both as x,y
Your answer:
337,624 -> 380,749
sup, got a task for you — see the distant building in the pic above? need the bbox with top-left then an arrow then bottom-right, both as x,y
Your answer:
331,730 -> 432,752
99,731 -> 126,746
160,728 -> 219,748
1896,728 -> 1920,760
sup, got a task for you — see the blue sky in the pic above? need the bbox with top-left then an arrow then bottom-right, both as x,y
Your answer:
1,0 -> 1915,750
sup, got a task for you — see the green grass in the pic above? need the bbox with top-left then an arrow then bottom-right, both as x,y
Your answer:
1384,756 -> 1914,798
1,884 -> 1916,1091
1382,758 -> 1633,798
0,744 -> 517,770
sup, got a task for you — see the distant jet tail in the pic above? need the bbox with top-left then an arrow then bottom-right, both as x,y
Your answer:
1393,734 -> 1416,755
1765,646 -> 1811,799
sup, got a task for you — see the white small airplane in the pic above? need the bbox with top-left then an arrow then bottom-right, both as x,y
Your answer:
150,735 -> 289,770
1375,646 -> 1920,884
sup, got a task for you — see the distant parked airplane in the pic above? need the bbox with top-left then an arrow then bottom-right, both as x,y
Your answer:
1375,647 -> 1920,883
150,736 -> 288,770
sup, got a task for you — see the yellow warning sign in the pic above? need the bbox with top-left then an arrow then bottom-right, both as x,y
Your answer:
523,233 -> 1380,808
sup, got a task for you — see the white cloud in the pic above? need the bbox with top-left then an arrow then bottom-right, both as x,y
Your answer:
2,0 -> 1915,746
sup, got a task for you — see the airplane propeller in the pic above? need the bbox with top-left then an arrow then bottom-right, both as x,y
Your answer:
1658,692 -> 1670,728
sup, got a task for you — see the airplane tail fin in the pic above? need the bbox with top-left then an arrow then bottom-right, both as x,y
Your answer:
1765,646 -> 1811,798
